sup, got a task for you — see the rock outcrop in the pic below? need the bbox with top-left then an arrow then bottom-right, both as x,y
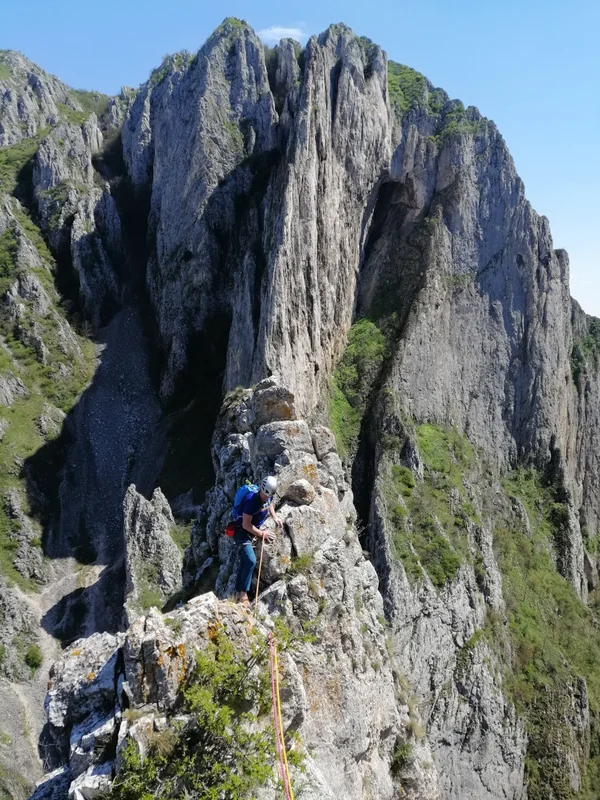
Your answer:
33,117 -> 122,325
121,22 -> 390,409
36,380 -> 439,799
0,52 -> 79,147
123,484 -> 182,620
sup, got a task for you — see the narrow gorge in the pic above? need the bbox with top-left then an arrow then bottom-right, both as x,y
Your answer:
0,18 -> 598,800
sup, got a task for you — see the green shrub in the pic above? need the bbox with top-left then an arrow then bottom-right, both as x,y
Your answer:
110,623 -> 279,799
24,643 -> 42,670
391,741 -> 412,775
571,314 -> 600,386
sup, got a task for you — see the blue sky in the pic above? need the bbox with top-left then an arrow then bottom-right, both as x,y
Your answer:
2,0 -> 598,316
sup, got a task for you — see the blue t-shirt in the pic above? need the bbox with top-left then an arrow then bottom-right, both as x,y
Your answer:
241,491 -> 271,529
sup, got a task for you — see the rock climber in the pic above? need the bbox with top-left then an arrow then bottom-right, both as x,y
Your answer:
235,475 -> 283,606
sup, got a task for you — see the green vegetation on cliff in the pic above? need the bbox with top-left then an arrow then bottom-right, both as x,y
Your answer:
495,468 -> 600,799
571,314 -> 600,386
384,424 -> 474,588
0,201 -> 95,589
110,623 -> 277,800
329,318 -> 386,458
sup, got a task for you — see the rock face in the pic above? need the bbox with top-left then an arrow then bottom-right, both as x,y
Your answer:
33,117 -> 122,325
122,22 -> 390,409
123,484 -> 182,619
0,51 -> 79,147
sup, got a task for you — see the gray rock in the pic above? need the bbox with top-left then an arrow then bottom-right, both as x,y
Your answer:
253,420 -> 314,459
29,767 -> 73,800
0,371 -> 28,406
284,478 -> 316,506
123,485 -> 182,619
0,51 -> 77,146
45,633 -> 121,731
67,761 -> 112,800
311,425 -> 338,461
251,380 -> 297,426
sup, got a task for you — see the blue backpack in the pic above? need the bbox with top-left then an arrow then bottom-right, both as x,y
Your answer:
232,483 -> 258,523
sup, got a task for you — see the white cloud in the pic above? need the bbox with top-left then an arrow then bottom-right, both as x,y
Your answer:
257,26 -> 308,45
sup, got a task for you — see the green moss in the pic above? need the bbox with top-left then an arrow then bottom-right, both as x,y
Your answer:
0,65 -> 11,82
329,318 -> 386,457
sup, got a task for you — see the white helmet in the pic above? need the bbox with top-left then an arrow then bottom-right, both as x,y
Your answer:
260,475 -> 278,497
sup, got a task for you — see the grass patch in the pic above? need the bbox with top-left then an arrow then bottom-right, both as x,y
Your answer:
170,522 -> 192,555
57,103 -> 89,126
0,130 -> 48,193
288,552 -> 314,577
384,424 -> 474,589
70,90 -> 110,121
135,563 -> 162,611
329,318 -> 386,458
391,741 -> 412,776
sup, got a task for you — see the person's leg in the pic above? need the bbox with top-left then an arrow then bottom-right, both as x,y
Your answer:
236,542 -> 256,602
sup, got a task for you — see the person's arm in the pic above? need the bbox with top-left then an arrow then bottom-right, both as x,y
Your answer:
269,501 -> 283,528
242,513 -> 274,541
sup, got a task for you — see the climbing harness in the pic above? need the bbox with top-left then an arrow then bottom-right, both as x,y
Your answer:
269,631 -> 295,800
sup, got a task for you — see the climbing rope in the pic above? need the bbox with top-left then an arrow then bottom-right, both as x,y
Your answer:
254,537 -> 265,620
269,631 -> 295,800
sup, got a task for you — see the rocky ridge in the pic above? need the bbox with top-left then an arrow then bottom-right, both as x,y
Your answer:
32,379 -> 438,800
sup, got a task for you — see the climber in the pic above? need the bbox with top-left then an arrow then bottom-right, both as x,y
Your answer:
234,475 -> 283,606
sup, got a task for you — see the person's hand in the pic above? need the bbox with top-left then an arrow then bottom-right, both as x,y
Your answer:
273,515 -> 283,529
262,530 -> 275,543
